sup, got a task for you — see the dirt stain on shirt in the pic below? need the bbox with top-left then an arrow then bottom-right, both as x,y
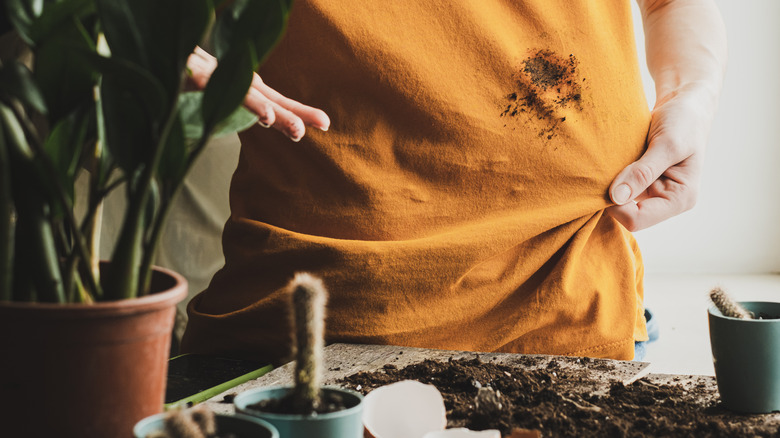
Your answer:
501,50 -> 586,140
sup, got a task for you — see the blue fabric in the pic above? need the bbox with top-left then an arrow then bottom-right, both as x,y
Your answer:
634,308 -> 659,360
634,341 -> 647,361
645,308 -> 660,342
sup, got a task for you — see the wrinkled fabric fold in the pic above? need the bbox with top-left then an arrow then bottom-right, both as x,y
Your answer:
183,0 -> 651,362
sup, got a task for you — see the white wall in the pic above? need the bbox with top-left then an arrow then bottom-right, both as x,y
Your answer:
631,0 -> 780,274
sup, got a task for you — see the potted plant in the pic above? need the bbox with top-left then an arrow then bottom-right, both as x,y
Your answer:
0,0 -> 291,435
134,405 -> 279,438
708,287 -> 780,413
234,273 -> 364,438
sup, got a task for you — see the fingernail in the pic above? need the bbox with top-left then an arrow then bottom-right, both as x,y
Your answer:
287,121 -> 304,142
613,184 -> 631,204
258,120 -> 271,128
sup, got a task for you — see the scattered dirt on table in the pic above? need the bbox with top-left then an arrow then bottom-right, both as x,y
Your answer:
501,50 -> 586,140
339,357 -> 780,437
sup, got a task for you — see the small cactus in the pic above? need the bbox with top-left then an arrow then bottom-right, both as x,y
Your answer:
288,272 -> 328,414
188,405 -> 217,437
145,404 -> 217,438
709,287 -> 753,319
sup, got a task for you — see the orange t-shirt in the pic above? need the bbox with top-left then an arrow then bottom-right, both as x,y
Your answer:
182,0 -> 651,362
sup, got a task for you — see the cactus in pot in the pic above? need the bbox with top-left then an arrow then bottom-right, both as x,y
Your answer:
234,273 -> 364,438
289,272 -> 327,414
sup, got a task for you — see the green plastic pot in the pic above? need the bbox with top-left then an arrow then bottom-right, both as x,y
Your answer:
234,386 -> 364,438
133,412 -> 279,438
708,301 -> 780,413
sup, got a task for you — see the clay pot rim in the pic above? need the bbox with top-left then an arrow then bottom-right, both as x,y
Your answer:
0,265 -> 187,318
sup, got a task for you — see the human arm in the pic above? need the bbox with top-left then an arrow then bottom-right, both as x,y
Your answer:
606,0 -> 727,231
187,46 -> 330,141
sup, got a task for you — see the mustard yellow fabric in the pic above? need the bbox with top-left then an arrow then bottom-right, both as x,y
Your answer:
182,0 -> 651,362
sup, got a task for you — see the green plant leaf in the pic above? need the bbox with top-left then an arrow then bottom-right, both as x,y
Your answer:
86,53 -> 166,120
96,0 -> 212,99
179,91 -> 258,140
248,0 -> 291,65
94,0 -> 149,68
5,0 -> 37,43
93,52 -> 167,175
0,104 -> 33,159
43,110 -> 91,214
99,75 -> 154,175
156,111 -> 187,184
213,105 -> 258,138
33,18 -> 98,123
212,0 -> 291,63
0,61 -> 47,115
179,91 -> 205,140
201,41 -> 256,133
28,0 -> 95,43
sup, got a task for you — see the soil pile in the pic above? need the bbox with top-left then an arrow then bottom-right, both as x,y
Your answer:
340,356 -> 779,437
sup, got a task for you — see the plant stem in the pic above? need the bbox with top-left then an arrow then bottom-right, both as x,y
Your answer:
83,135 -> 106,294
0,101 -> 102,300
0,120 -> 14,301
107,94 -> 181,299
0,104 -> 65,302
14,186 -> 66,303
138,132 -> 211,294
138,185 -> 172,296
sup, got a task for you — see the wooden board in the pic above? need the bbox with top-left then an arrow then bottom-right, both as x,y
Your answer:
203,343 -> 650,414
202,343 -> 780,434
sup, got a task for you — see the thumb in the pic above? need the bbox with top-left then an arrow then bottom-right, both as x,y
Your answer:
609,146 -> 670,205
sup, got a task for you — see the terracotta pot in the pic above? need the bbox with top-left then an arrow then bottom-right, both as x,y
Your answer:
0,265 -> 187,437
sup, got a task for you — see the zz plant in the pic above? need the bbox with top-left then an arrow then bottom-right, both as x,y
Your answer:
0,0 -> 291,303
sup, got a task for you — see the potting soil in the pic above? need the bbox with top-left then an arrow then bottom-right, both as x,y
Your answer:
339,356 -> 780,437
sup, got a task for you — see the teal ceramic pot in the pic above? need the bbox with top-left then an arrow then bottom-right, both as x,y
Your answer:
709,301 -> 780,413
133,412 -> 279,438
234,386 -> 364,438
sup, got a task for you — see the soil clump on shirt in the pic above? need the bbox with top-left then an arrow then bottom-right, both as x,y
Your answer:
501,49 -> 585,140
339,356 -> 779,437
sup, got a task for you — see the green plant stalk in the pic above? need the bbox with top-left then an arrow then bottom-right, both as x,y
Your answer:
0,121 -> 14,301
31,205 -> 66,303
137,183 -> 173,296
0,104 -> 64,302
81,131 -> 108,299
0,100 -> 102,301
138,132 -> 212,295
13,185 -> 66,303
89,78 -> 108,284
72,267 -> 92,304
107,96 -> 181,299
